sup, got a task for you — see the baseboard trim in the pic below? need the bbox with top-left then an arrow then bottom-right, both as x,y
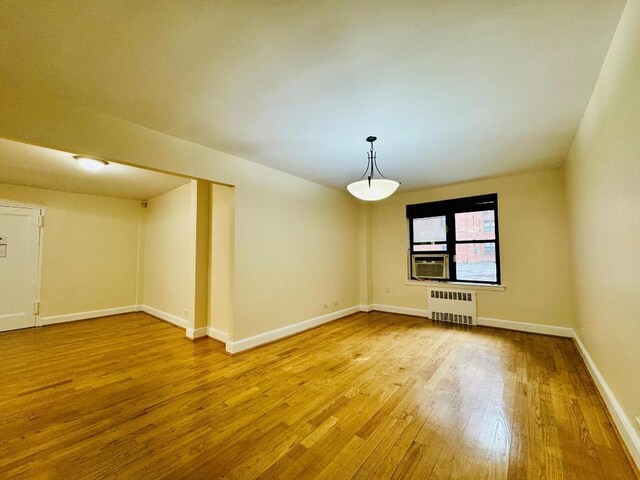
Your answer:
39,306 -> 137,326
366,306 -> 573,338
207,327 -> 229,343
477,316 -> 573,338
186,327 -> 208,339
139,304 -> 188,330
370,304 -> 429,318
573,333 -> 640,470
225,305 -> 361,354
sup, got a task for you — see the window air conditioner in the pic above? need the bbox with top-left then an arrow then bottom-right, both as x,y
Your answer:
412,254 -> 449,280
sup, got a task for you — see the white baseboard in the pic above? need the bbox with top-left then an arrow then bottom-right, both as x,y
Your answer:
370,304 -> 429,318
225,305 -> 361,354
573,333 -> 640,470
477,316 -> 573,338
207,327 -> 229,343
366,306 -> 573,338
40,304 -> 216,342
39,305 -> 137,326
139,304 -> 188,330
186,327 -> 208,339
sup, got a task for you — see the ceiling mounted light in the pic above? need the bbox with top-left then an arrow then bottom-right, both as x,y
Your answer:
347,136 -> 400,201
74,155 -> 108,172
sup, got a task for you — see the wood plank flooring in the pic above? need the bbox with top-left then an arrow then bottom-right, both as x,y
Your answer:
0,311 -> 636,479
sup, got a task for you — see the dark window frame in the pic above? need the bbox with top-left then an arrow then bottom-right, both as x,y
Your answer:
407,193 -> 501,284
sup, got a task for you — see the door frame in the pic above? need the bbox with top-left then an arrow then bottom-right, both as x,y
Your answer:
0,203 -> 45,327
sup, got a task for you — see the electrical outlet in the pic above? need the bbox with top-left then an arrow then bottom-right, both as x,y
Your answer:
323,304 -> 328,309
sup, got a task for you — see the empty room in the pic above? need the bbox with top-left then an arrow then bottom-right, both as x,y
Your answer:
0,1 -> 638,479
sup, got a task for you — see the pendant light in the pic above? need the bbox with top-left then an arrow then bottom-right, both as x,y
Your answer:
346,136 -> 399,201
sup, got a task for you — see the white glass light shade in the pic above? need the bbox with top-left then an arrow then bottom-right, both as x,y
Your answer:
75,156 -> 108,172
347,178 -> 400,201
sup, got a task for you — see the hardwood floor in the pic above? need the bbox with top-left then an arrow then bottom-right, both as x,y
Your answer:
0,312 -> 636,479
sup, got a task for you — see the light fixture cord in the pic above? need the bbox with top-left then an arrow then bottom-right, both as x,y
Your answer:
356,142 -> 374,182
368,141 -> 374,187
371,140 -> 389,179
356,138 -> 390,186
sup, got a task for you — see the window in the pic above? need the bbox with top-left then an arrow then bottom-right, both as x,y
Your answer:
407,193 -> 501,284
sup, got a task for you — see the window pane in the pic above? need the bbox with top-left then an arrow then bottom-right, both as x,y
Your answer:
455,210 -> 495,241
412,216 -> 446,243
455,243 -> 497,283
413,244 -> 447,252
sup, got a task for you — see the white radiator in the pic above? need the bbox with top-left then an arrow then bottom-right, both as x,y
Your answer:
427,287 -> 477,325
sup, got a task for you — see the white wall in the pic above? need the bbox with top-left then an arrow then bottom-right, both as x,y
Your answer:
142,182 -> 192,326
209,184 -> 234,338
370,169 -> 574,328
192,180 -> 211,330
0,183 -> 142,319
0,90 -> 361,342
232,178 -> 359,340
0,179 -> 209,334
565,0 -> 640,462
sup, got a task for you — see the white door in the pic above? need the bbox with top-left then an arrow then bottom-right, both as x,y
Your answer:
0,205 -> 42,332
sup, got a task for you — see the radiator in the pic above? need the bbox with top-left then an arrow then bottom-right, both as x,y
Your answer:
427,287 -> 477,325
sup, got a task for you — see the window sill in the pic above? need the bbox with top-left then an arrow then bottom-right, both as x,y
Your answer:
404,280 -> 506,292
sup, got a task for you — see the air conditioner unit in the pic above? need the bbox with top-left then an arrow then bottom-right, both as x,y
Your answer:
412,254 -> 449,280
